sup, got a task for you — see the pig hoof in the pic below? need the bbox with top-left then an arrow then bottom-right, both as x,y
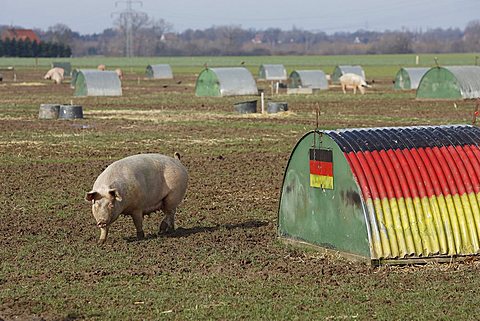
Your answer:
136,231 -> 145,240
159,221 -> 174,235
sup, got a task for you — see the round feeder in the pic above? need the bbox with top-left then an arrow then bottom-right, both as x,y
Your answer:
38,104 -> 60,119
234,100 -> 257,114
267,101 -> 288,113
58,105 -> 83,119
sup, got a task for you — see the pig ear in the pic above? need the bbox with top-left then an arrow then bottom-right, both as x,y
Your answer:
108,189 -> 122,202
85,191 -> 99,202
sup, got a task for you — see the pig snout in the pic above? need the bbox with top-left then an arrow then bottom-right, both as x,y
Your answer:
97,220 -> 108,228
98,226 -> 109,244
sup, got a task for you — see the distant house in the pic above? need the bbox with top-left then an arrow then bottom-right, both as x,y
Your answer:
160,33 -> 177,42
1,28 -> 41,43
251,33 -> 264,44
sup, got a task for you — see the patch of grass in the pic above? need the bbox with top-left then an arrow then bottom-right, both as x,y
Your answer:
1,62 -> 480,321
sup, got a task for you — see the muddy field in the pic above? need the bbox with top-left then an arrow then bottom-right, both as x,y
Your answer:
1,68 -> 480,320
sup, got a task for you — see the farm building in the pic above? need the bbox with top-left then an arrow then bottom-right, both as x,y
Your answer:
145,64 -> 174,79
195,67 -> 258,97
73,70 -> 122,97
258,64 -> 287,81
52,62 -> 72,77
331,65 -> 366,83
416,66 -> 480,100
394,67 -> 429,90
288,70 -> 329,90
278,125 -> 480,264
1,28 -> 40,43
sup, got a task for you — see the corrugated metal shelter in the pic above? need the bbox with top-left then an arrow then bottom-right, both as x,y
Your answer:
70,69 -> 79,88
278,125 -> 480,264
52,62 -> 72,77
416,66 -> 480,99
258,64 -> 287,81
73,70 -> 122,97
145,64 -> 174,79
394,67 -> 429,90
195,67 -> 258,97
288,70 -> 329,90
331,65 -> 366,83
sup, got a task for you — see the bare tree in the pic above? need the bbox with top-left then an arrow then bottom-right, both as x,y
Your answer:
372,31 -> 413,54
46,23 -> 74,44
464,20 -> 480,52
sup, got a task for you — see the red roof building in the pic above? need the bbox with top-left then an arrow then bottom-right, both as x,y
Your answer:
2,29 -> 41,43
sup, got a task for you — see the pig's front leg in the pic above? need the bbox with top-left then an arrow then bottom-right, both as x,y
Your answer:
131,210 -> 145,240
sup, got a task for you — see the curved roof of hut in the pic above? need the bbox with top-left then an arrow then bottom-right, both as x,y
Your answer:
258,64 -> 287,80
146,64 -> 173,79
209,67 -> 258,96
400,67 -> 430,89
444,66 -> 480,99
336,65 -> 365,79
75,70 -> 122,96
290,70 -> 328,89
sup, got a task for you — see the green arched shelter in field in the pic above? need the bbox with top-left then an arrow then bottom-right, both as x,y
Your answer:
288,70 -> 329,90
331,65 -> 365,83
73,70 -> 122,97
278,125 -> 480,264
195,67 -> 258,97
393,67 -> 429,90
416,66 -> 480,99
258,64 -> 287,81
145,64 -> 173,79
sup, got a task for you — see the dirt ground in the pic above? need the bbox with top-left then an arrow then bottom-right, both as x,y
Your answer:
1,69 -> 480,320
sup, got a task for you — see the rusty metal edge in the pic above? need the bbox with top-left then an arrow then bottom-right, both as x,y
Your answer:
278,236 -> 372,264
279,236 -> 480,267
376,254 -> 480,267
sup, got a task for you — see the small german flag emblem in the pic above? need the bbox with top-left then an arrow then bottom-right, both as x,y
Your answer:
309,149 -> 333,189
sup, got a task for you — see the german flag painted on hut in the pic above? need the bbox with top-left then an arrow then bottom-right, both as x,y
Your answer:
309,149 -> 333,189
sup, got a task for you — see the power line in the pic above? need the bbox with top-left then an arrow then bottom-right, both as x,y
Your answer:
112,0 -> 143,57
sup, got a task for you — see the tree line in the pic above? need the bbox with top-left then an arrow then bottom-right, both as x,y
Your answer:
2,18 -> 480,57
0,38 -> 72,57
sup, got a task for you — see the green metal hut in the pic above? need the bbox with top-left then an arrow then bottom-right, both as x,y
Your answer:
145,64 -> 173,79
416,66 -> 480,100
331,65 -> 365,83
258,64 -> 287,81
288,70 -> 329,90
73,70 -> 122,97
70,69 -> 79,88
195,67 -> 258,97
278,125 -> 480,264
393,67 -> 429,90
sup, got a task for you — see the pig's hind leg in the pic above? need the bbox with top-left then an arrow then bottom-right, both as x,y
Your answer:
159,208 -> 176,235
158,196 -> 178,235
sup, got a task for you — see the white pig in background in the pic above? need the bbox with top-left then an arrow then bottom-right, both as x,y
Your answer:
50,71 -> 64,84
85,153 -> 188,244
44,67 -> 65,84
115,68 -> 124,80
339,73 -> 371,95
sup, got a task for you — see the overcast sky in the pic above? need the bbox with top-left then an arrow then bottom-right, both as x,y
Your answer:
2,0 -> 479,34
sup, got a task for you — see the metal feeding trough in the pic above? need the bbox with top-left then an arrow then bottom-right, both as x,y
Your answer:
234,100 -> 257,114
267,101 -> 288,113
58,105 -> 83,119
38,104 -> 60,119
